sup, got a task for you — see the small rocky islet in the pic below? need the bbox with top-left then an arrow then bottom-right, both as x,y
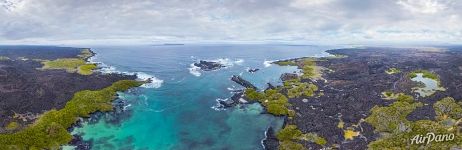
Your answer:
225,47 -> 462,149
193,60 -> 225,71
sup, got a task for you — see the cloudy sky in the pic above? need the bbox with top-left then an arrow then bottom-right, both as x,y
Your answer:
0,0 -> 461,45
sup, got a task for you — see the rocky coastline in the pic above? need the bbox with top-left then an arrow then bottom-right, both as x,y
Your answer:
0,46 -> 142,149
228,46 -> 462,149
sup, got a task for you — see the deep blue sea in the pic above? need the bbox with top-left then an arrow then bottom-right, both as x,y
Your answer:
69,44 -> 338,150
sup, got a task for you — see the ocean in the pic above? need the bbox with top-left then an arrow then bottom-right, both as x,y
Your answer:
70,44 -> 337,150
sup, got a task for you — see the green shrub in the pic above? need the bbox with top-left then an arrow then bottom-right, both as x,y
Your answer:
277,125 -> 303,141
5,122 -> 19,131
78,64 -> 97,75
276,125 -> 326,149
244,88 -> 291,116
274,60 -> 297,66
279,140 -> 306,150
303,133 -> 327,145
396,94 -> 414,103
366,97 -> 462,149
244,88 -> 265,100
365,101 -> 423,133
408,70 -> 438,80
433,97 -> 462,120
41,49 -> 97,75
385,68 -> 401,74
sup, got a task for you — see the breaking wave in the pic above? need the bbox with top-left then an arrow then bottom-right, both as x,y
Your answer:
188,63 -> 202,77
263,60 -> 273,67
89,54 -> 163,88
188,57 -> 244,76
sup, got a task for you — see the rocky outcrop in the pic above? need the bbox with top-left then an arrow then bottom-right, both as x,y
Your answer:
280,73 -> 298,81
193,60 -> 225,71
248,68 -> 260,73
262,127 -> 279,150
231,75 -> 257,89
218,92 -> 247,107
266,83 -> 276,90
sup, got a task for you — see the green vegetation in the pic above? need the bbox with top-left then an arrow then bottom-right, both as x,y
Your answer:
433,97 -> 462,121
244,88 -> 265,100
408,70 -> 439,81
284,78 -> 318,98
41,58 -> 87,72
0,56 -> 10,61
277,125 -> 303,141
367,96 -> 462,149
0,80 -> 142,149
279,140 -> 306,150
301,59 -> 319,79
5,122 -> 19,131
301,133 -> 327,146
343,129 -> 359,140
382,92 -> 415,103
274,58 -> 320,79
385,68 -> 401,74
368,120 -> 455,150
77,49 -> 93,59
274,60 -> 297,66
77,64 -> 97,75
41,49 -> 97,75
276,125 -> 327,150
244,88 -> 291,116
366,100 -> 423,133
381,91 -> 398,100
247,59 -> 324,149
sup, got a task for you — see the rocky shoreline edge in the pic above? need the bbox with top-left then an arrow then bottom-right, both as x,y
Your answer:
65,49 -> 148,150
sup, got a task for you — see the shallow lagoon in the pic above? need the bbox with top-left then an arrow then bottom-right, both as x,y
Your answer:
411,73 -> 445,97
70,44 -> 337,150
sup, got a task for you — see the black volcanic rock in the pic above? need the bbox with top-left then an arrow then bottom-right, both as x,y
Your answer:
193,60 -> 225,71
266,83 -> 276,90
280,73 -> 298,81
231,75 -> 257,89
0,46 -> 136,128
262,127 -> 279,150
248,68 -> 260,73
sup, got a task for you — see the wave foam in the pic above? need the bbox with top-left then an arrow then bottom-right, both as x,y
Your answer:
188,58 -> 244,77
188,63 -> 202,77
212,58 -> 244,67
90,54 -> 163,88
135,72 -> 163,88
211,98 -> 227,111
263,60 -> 273,67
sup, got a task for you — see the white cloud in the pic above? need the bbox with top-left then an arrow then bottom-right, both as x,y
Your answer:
290,0 -> 333,8
397,0 -> 449,14
0,0 -> 461,45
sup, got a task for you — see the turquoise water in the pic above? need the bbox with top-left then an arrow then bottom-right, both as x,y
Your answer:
71,44 -> 337,150
411,73 -> 445,97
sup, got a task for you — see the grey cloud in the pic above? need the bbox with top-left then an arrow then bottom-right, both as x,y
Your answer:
0,0 -> 461,44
